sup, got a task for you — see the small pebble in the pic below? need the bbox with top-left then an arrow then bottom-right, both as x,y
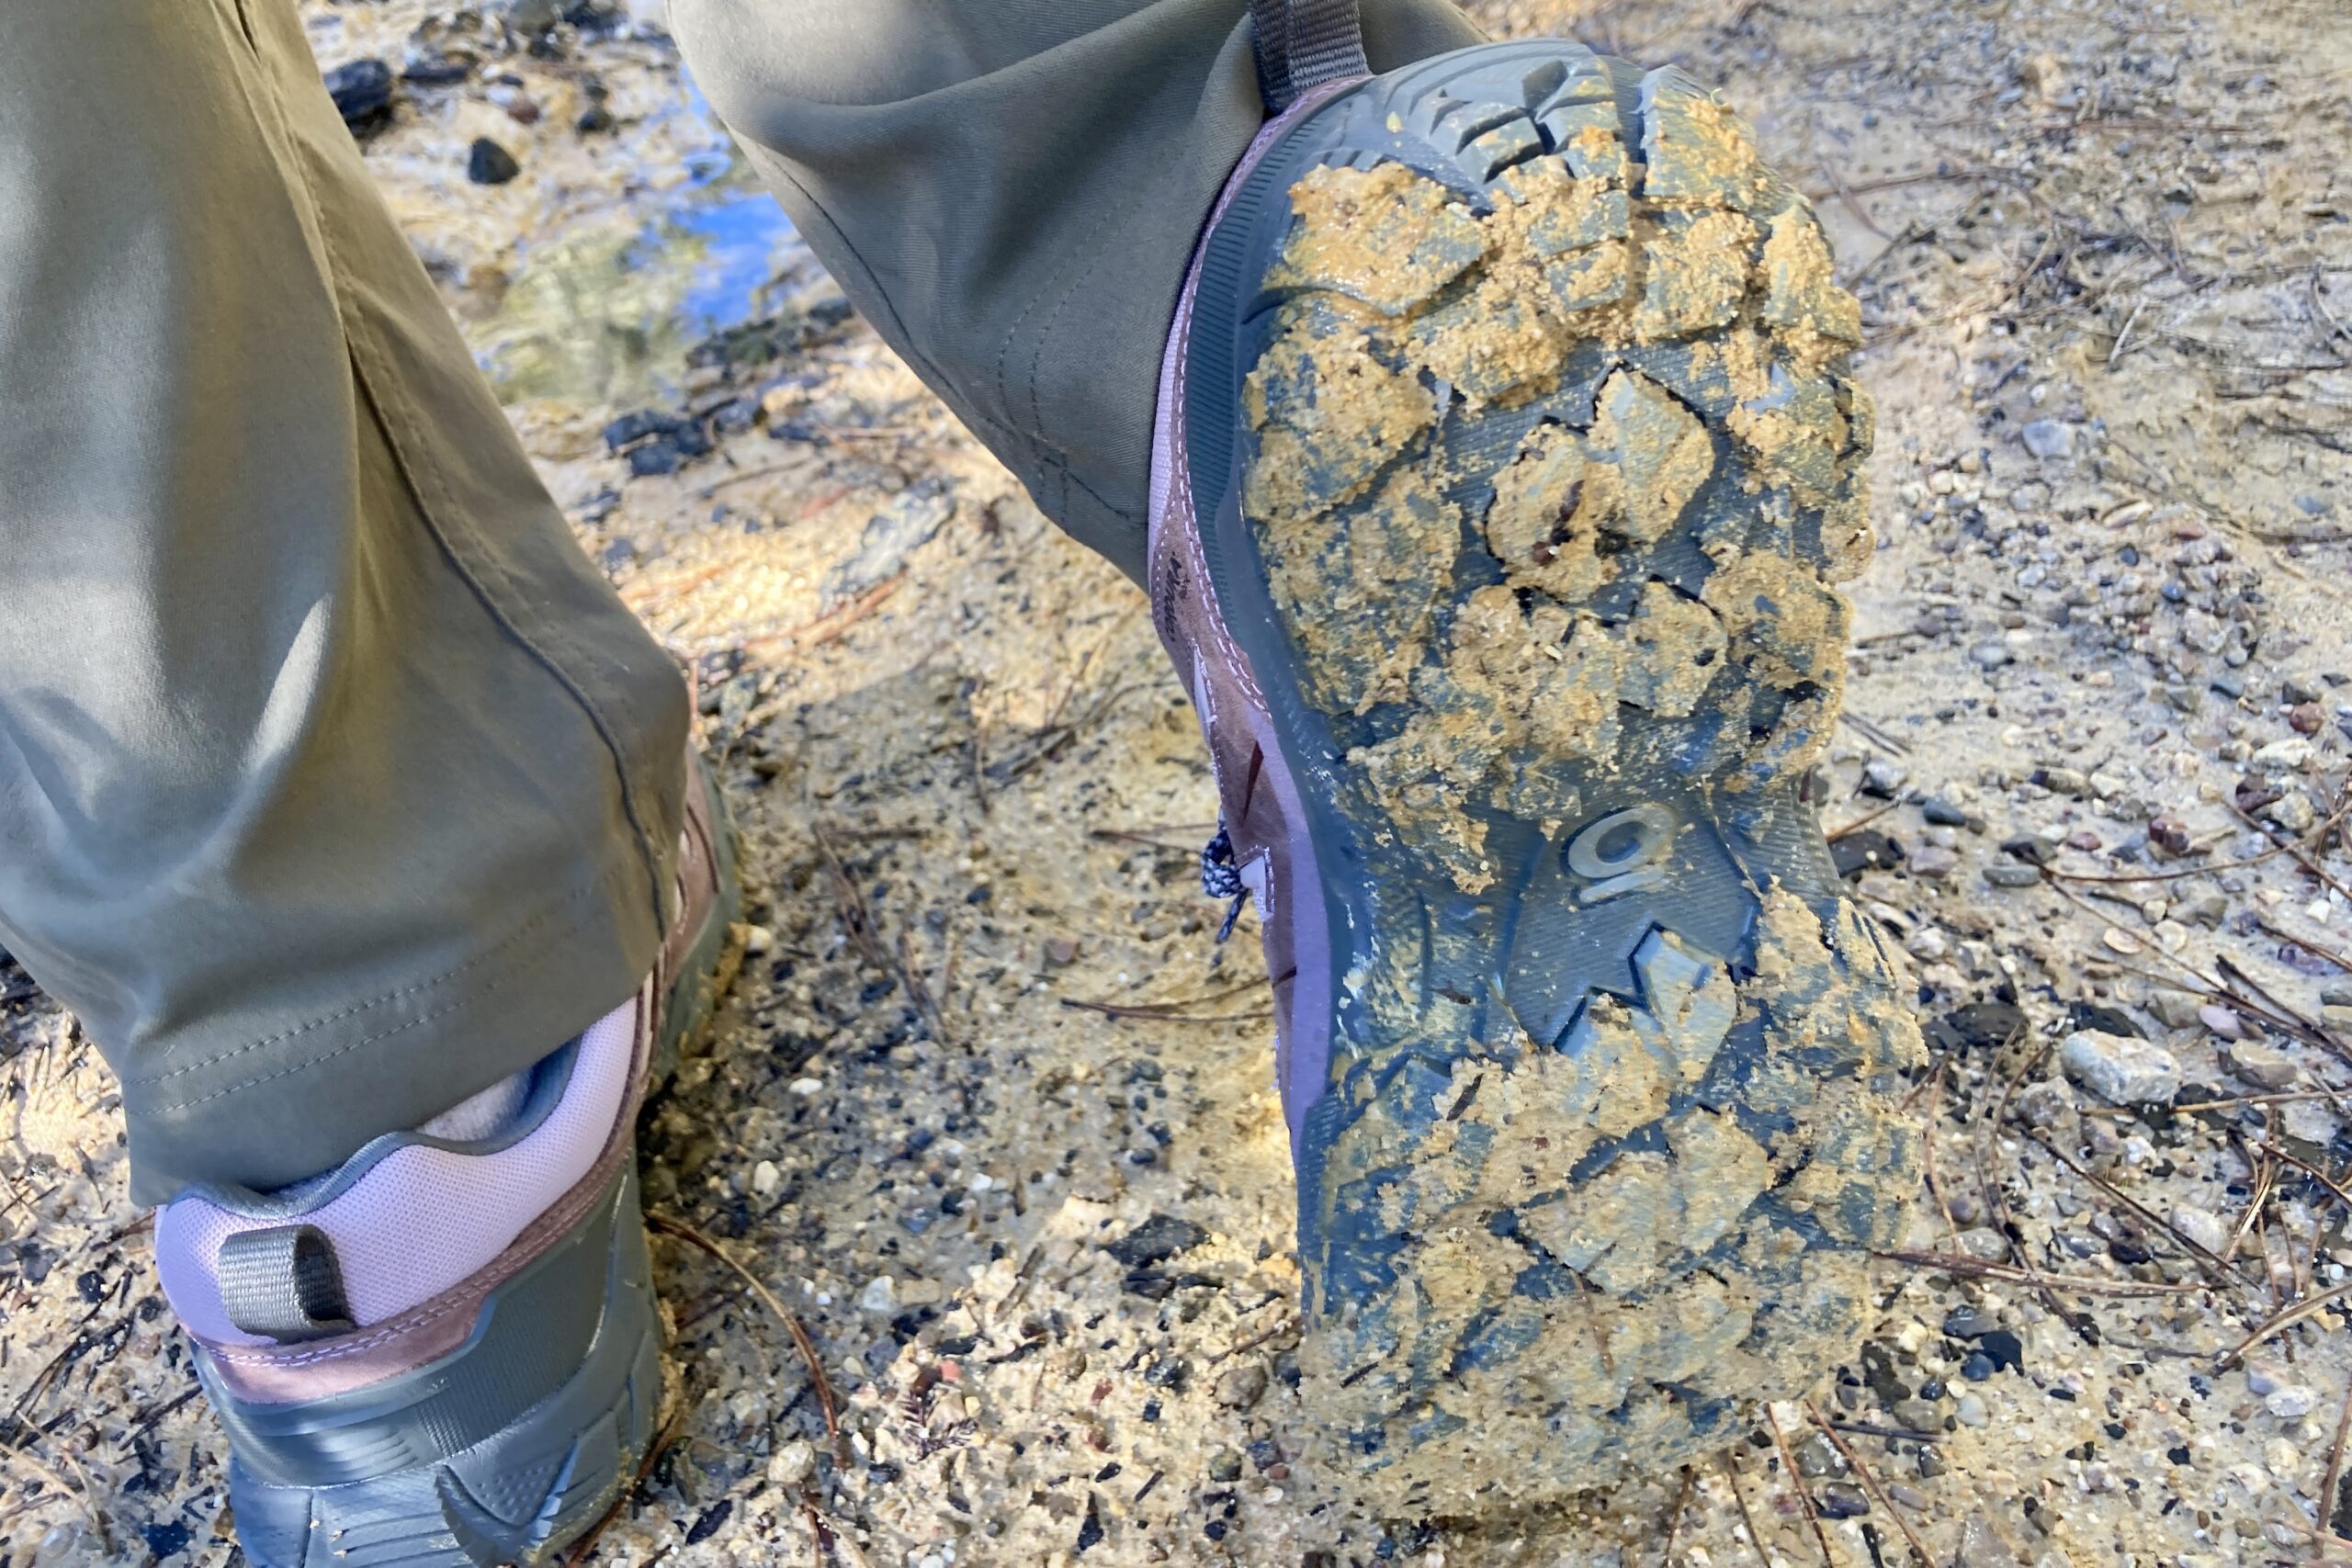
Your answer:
2169,1202 -> 2229,1255
2224,1040 -> 2298,1089
2199,1003 -> 2245,1040
2020,418 -> 2075,458
1910,844 -> 1960,878
467,137 -> 522,185
2061,1029 -> 2184,1105
2266,1385 -> 2321,1420
2254,737 -> 2316,772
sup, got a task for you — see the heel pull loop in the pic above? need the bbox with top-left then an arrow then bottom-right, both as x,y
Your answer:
1250,0 -> 1370,112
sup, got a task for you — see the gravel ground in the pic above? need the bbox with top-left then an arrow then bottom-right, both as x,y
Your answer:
1,0 -> 2348,1563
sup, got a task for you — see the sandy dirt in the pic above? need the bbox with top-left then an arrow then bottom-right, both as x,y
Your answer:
1,0 -> 2348,1563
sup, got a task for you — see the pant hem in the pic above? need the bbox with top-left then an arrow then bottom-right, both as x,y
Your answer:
123,838 -> 664,1204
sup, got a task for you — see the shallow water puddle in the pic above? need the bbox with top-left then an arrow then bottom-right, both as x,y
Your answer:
475,85 -> 805,407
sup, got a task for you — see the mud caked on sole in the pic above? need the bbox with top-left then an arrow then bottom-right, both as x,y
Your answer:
1203,41 -> 1928,1508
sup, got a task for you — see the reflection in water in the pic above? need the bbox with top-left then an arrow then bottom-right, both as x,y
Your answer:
476,103 -> 803,408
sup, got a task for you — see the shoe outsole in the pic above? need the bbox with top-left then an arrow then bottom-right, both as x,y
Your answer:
222,759 -> 744,1566
1188,41 -> 1925,1508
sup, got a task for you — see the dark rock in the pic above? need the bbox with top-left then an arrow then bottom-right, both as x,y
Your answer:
576,104 -> 616,134
401,57 -> 472,85
2065,1001 -> 2143,1040
1820,1483 -> 1871,1518
1999,837 -> 2053,867
1927,1000 -> 2028,1054
821,480 -> 957,604
627,440 -> 682,478
1143,1357 -> 1191,1391
1943,1305 -> 1995,1339
1921,796 -> 1972,827
1104,1213 -> 1209,1269
322,59 -> 396,137
141,1522 -> 193,1561
684,1499 -> 733,1545
2234,774 -> 2282,815
1961,1351 -> 1996,1382
467,138 -> 521,185
1976,1328 -> 2025,1374
603,408 -> 684,451
1832,829 -> 1905,879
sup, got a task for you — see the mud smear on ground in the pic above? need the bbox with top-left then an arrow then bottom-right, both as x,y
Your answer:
0,0 -> 2347,1562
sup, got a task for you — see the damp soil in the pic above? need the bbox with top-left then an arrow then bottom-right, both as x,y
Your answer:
2,0 -> 2350,1563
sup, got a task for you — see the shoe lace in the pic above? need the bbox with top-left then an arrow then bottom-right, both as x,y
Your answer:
1200,823 -> 1250,943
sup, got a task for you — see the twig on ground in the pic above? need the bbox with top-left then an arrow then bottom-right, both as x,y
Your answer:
2322,1381 -> 2352,1552
1875,1250 -> 2211,1295
1717,1451 -> 1772,1568
1059,977 -> 1272,1026
1826,797 -> 1904,842
647,1212 -> 846,1463
1059,997 -> 1274,1025
1920,1059 -> 1962,1241
1839,709 -> 1913,755
2025,1129 -> 2259,1292
1805,1398 -> 1933,1564
1978,1029 -> 2082,1325
2218,1276 -> 2352,1369
740,574 -> 906,656
811,822 -> 952,1046
1764,1404 -> 1839,1568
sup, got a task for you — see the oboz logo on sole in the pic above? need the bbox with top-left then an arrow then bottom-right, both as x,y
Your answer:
1566,804 -> 1677,904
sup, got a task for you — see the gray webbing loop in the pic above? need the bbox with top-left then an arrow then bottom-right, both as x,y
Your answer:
1250,0 -> 1371,112
219,1224 -> 357,1344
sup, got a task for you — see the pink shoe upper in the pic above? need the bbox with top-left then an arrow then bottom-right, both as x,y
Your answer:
153,997 -> 639,1349
1146,85 -> 1360,1151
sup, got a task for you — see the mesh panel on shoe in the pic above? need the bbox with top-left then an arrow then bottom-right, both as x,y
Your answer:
153,998 -> 637,1348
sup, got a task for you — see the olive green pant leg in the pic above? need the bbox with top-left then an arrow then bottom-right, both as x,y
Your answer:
670,0 -> 1487,582
0,0 -> 689,1202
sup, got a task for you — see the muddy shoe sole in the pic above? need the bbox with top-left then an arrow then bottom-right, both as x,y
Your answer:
1183,42 -> 1925,1508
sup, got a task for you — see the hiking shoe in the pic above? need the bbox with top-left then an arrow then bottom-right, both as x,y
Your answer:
1152,39 -> 1924,1507
153,747 -> 741,1566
